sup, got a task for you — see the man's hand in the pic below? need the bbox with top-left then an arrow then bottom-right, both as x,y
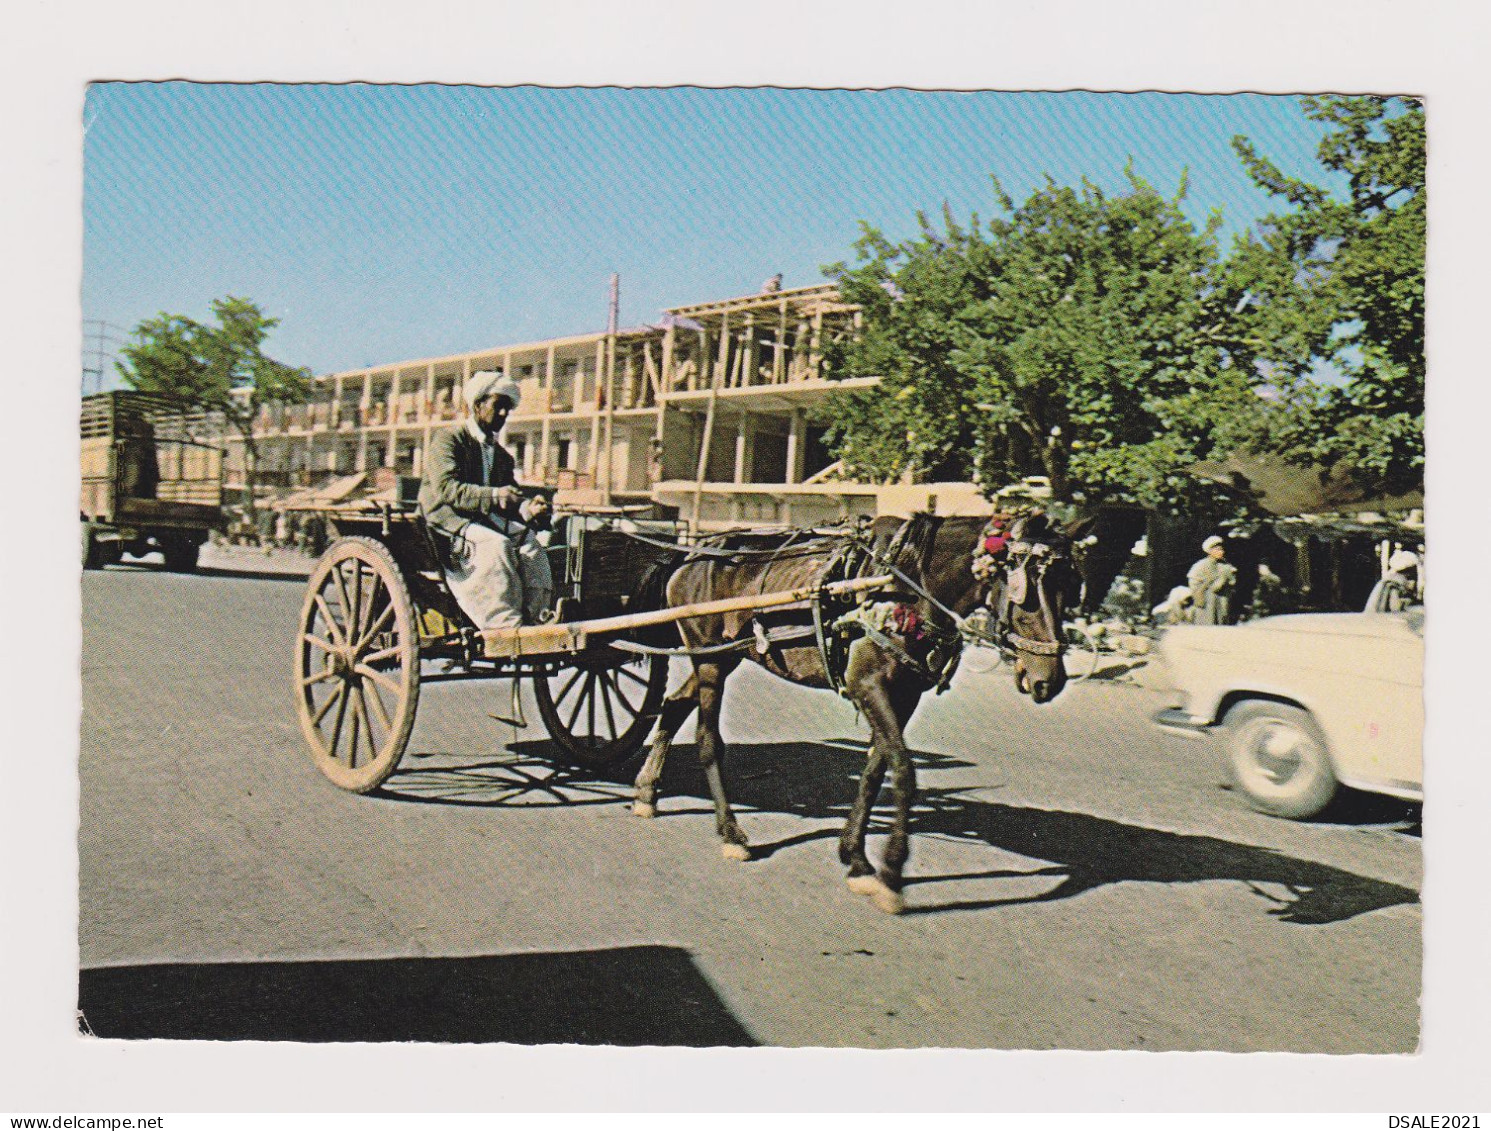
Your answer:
522,494 -> 553,530
490,486 -> 519,511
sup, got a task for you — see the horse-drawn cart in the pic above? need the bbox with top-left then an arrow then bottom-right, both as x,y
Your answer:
293,503 -> 891,792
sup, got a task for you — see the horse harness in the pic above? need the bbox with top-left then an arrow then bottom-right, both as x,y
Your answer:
610,512 -> 1067,689
824,514 -> 978,695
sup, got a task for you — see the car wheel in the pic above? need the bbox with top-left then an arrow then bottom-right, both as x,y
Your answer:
1223,701 -> 1337,819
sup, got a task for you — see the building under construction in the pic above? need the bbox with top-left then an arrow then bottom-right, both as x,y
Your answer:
230,282 -> 986,529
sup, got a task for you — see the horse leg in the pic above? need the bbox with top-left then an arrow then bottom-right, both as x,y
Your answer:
838,740 -> 887,881
632,672 -> 698,818
878,719 -> 918,910
694,659 -> 750,861
843,671 -> 921,914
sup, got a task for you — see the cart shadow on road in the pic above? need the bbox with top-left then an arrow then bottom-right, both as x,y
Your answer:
375,739 -> 1417,927
77,944 -> 757,1045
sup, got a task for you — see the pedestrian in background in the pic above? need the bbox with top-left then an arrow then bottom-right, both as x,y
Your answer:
1187,535 -> 1237,625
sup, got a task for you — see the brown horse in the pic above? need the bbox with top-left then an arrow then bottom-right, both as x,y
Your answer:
631,511 -> 1078,913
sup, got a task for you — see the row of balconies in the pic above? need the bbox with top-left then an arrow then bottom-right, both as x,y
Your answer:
252,379 -> 665,437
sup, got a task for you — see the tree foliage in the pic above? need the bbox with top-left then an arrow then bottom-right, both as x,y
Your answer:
820,96 -> 1425,512
822,173 -> 1270,511
1227,95 -> 1425,496
118,296 -> 312,507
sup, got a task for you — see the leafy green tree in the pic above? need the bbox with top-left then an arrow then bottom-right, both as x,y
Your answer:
1229,95 -> 1425,497
118,296 -> 312,511
822,173 -> 1271,511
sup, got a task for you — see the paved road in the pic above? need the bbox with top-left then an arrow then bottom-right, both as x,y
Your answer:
79,561 -> 1422,1051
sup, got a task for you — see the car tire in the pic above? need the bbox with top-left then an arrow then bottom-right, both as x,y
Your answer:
1222,700 -> 1337,819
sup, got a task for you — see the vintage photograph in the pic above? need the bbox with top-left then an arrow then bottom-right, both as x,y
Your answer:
76,83 -> 1423,1053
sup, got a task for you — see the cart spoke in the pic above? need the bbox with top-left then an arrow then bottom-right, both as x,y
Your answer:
327,680 -> 351,761
596,670 -> 619,739
353,601 -> 395,653
586,672 -> 597,740
616,668 -> 647,719
564,673 -> 592,734
313,593 -> 347,647
312,680 -> 345,726
553,666 -> 586,711
354,663 -> 402,698
362,643 -> 403,666
610,665 -> 646,712
331,561 -> 355,634
336,561 -> 360,644
302,632 -> 338,656
347,695 -> 363,768
361,581 -> 386,650
614,663 -> 651,692
353,683 -> 380,764
350,561 -> 368,643
360,672 -> 393,731
300,667 -> 340,688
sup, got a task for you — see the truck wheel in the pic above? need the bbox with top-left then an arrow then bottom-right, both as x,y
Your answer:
81,522 -> 102,570
161,536 -> 200,573
1223,701 -> 1337,820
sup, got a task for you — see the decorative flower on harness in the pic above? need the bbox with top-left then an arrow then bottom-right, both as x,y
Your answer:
970,516 -> 1012,584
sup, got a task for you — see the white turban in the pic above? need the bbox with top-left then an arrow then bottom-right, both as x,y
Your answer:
1202,535 -> 1225,552
1388,549 -> 1419,573
464,370 -> 521,410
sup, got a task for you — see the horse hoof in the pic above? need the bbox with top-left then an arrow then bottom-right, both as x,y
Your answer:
846,875 -> 904,914
721,842 -> 752,862
872,887 -> 906,915
632,801 -> 656,819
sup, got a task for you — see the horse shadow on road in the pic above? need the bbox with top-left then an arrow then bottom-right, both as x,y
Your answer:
376,738 -> 1418,928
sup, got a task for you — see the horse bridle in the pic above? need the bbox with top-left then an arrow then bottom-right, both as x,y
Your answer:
997,530 -> 1070,658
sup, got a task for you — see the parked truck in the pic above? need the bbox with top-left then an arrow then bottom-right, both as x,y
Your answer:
80,391 -> 226,572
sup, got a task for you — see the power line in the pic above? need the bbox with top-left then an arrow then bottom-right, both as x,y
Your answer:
82,318 -> 126,395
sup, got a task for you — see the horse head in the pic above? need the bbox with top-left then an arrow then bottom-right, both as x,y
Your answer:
998,511 -> 1078,704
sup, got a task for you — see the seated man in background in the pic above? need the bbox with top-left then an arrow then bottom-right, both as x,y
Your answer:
418,370 -> 553,629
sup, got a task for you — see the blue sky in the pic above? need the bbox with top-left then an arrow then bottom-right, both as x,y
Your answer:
83,85 -> 1344,382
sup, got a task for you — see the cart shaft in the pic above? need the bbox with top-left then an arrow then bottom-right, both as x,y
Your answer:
481,573 -> 894,659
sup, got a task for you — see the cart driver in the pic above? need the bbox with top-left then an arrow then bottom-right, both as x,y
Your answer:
418,370 -> 554,630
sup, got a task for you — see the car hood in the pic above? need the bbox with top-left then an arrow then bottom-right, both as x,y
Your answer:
1163,609 -> 1422,653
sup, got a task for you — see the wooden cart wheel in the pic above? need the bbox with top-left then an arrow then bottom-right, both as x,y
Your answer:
294,536 -> 420,792
533,649 -> 669,769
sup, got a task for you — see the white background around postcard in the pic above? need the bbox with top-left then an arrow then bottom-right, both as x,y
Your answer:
2,0 -> 1488,1115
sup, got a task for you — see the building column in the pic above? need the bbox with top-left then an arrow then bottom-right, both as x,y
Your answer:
734,414 -> 750,484
423,362 -> 439,457
808,311 -> 824,379
744,314 -> 758,387
773,297 -> 788,383
384,368 -> 399,465
785,408 -> 805,485
590,339 -> 606,479
356,371 -> 372,471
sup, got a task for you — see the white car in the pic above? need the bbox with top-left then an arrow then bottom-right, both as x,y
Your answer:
1153,609 -> 1424,819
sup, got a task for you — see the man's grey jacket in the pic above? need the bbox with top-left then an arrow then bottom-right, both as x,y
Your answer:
418,422 -> 520,539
